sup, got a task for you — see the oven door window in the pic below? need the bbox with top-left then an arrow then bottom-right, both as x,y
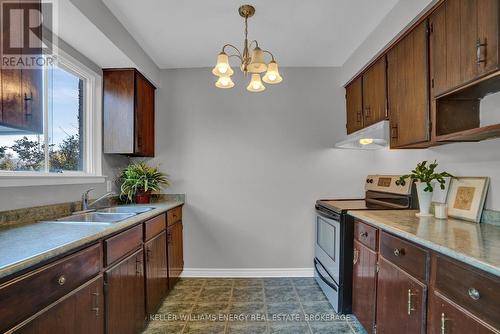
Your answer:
317,216 -> 336,262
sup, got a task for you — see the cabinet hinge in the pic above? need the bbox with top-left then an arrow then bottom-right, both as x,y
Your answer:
431,78 -> 434,88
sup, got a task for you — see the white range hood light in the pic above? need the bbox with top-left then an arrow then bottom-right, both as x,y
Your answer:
335,120 -> 389,150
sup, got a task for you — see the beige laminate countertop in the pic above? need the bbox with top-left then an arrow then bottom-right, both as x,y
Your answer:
0,201 -> 184,281
348,210 -> 500,277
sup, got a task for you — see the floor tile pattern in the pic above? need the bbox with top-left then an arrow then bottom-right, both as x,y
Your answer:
142,277 -> 367,334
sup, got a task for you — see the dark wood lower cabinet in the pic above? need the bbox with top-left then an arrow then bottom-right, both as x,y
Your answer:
376,256 -> 427,334
428,291 -> 498,334
14,275 -> 104,334
105,249 -> 145,334
145,231 -> 168,314
167,221 -> 184,289
352,239 -> 377,333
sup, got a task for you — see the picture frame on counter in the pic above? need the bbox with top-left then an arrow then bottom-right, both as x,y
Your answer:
446,177 -> 490,223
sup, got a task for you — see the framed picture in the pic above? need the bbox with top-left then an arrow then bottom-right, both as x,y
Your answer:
446,177 -> 490,223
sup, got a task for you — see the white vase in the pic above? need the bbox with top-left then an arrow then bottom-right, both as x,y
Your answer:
416,182 -> 433,217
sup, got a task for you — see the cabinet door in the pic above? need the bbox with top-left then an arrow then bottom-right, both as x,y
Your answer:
167,221 -> 184,289
388,20 -> 430,147
105,249 -> 145,334
346,77 -> 363,134
428,291 -> 498,334
477,0 -> 499,76
134,73 -> 155,157
362,57 -> 387,127
1,0 -> 23,130
376,257 -> 427,334
145,231 -> 168,315
14,276 -> 104,334
0,0 -> 43,133
352,240 -> 377,334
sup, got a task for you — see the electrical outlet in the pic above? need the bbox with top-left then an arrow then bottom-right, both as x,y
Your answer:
106,180 -> 113,192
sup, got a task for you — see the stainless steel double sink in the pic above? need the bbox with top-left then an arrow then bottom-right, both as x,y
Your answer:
52,206 -> 155,224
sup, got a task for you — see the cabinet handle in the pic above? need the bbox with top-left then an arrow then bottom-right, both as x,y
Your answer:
393,248 -> 404,257
476,39 -> 487,65
391,124 -> 399,139
353,248 -> 359,265
365,106 -> 371,118
57,275 -> 66,286
407,289 -> 416,315
468,287 -> 480,300
356,111 -> 362,123
135,258 -> 142,275
441,312 -> 446,334
24,92 -> 33,119
146,248 -> 152,262
360,231 -> 368,238
91,291 -> 100,317
167,231 -> 172,244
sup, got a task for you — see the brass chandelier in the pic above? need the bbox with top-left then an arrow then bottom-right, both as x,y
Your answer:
212,4 -> 283,92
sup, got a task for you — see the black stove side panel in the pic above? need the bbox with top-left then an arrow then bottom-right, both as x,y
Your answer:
338,213 -> 354,314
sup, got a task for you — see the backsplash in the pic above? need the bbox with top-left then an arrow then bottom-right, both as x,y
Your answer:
0,193 -> 185,227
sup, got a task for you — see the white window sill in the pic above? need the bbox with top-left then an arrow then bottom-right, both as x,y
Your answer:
0,174 -> 107,187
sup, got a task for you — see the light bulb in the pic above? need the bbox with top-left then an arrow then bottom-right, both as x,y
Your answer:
215,75 -> 234,89
247,73 -> 265,92
218,65 -> 228,74
359,138 -> 374,145
262,61 -> 283,84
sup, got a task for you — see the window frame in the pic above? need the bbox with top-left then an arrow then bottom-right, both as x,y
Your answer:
0,47 -> 105,187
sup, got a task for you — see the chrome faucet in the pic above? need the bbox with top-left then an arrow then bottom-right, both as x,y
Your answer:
81,188 -> 116,211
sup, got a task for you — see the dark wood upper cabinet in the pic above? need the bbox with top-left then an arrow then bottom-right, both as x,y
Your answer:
352,239 -> 377,334
167,221 -> 184,290
388,20 -> 430,148
346,77 -> 364,134
376,256 -> 427,334
362,57 -> 388,127
430,0 -> 500,97
105,248 -> 145,334
145,231 -> 168,315
14,276 -> 104,334
103,68 -> 156,157
0,0 -> 43,134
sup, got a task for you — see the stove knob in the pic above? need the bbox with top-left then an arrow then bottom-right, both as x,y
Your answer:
366,179 -> 370,183
395,180 -> 401,186
369,179 -> 374,184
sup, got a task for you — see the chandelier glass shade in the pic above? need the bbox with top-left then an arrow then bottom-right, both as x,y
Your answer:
212,5 -> 283,92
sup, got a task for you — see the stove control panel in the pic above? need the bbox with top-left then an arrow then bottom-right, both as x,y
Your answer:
365,175 -> 413,195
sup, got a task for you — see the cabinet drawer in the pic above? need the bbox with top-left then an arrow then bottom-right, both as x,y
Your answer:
104,224 -> 143,266
432,254 -> 500,330
144,214 -> 166,241
380,231 -> 429,282
167,206 -> 182,226
0,244 -> 101,333
354,220 -> 378,251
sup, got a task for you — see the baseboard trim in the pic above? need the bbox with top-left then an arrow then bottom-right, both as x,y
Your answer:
181,268 -> 314,278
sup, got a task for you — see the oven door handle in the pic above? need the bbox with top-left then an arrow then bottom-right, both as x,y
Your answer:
315,206 -> 341,221
365,197 -> 409,209
314,259 -> 338,292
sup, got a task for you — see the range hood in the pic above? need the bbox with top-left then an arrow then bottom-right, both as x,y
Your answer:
335,120 -> 389,150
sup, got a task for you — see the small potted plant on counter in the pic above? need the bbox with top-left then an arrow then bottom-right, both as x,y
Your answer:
399,160 -> 452,217
120,161 -> 170,204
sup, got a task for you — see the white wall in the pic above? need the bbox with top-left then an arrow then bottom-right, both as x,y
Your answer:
152,68 -> 374,270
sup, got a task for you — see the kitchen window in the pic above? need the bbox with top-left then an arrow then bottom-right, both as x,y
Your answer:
0,49 -> 103,186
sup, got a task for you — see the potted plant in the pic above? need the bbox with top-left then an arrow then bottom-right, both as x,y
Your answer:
399,160 -> 452,217
120,161 -> 170,204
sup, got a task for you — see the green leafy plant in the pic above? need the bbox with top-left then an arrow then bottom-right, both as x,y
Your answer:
399,160 -> 453,192
120,161 -> 170,202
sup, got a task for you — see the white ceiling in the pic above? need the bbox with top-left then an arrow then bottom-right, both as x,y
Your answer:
102,0 -> 399,69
